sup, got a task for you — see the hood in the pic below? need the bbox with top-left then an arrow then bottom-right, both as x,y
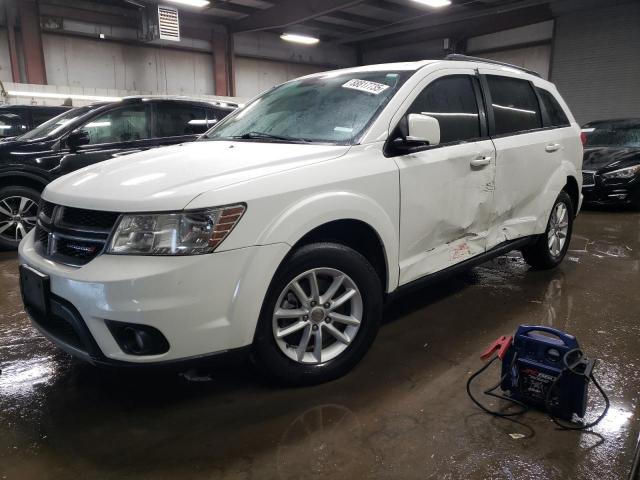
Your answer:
43,140 -> 350,211
582,146 -> 640,172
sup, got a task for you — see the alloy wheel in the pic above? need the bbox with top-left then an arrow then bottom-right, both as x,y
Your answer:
272,268 -> 363,365
547,202 -> 569,257
0,196 -> 38,243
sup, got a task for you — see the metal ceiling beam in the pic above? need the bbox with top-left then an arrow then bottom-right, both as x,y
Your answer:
230,0 -> 367,33
205,1 -> 256,16
334,0 -> 557,44
305,19 -> 365,35
366,0 -> 433,15
323,11 -> 388,27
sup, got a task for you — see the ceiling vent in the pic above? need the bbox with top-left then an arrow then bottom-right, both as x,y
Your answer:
157,5 -> 180,42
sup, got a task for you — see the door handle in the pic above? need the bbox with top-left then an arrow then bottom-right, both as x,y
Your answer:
545,143 -> 561,153
470,156 -> 492,168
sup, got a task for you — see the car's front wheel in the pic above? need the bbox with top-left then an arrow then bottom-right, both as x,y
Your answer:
0,186 -> 40,250
253,242 -> 383,385
521,190 -> 574,269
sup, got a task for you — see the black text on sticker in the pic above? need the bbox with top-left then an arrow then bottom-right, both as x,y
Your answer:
342,79 -> 390,95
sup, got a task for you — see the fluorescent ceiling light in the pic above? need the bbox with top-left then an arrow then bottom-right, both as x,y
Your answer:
281,33 -> 320,45
164,0 -> 210,7
7,90 -> 121,102
412,0 -> 451,7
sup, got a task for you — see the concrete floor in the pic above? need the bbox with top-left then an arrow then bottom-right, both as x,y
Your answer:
1,210 -> 638,480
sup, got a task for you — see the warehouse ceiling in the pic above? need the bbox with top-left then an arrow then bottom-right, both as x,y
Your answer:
37,0 -> 633,49
180,0 -> 556,44
72,0 -> 556,46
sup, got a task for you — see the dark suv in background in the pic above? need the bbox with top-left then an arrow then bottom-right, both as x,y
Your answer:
582,118 -> 640,209
0,97 -> 236,249
0,105 -> 70,138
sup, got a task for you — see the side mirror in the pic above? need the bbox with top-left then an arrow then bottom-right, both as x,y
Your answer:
66,130 -> 90,150
406,113 -> 440,146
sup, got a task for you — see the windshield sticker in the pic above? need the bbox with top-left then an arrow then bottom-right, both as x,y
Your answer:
334,126 -> 354,133
342,79 -> 390,95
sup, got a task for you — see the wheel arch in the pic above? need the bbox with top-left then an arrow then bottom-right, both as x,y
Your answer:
0,171 -> 49,193
290,219 -> 389,296
257,192 -> 399,293
534,162 -> 580,233
563,175 -> 580,216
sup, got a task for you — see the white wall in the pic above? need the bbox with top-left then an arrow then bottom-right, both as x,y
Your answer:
1,81 -> 241,107
235,31 -> 356,68
42,34 -> 215,95
0,29 -> 13,82
465,21 -> 553,80
475,45 -> 552,80
235,57 -> 324,98
363,38 -> 446,64
233,31 -> 357,98
466,21 -> 554,53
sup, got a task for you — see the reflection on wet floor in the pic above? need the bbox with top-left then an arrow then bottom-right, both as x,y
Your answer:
1,210 -> 639,479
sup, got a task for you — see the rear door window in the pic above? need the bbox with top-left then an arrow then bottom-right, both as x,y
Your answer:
0,110 -> 28,137
83,105 -> 150,145
537,88 -> 570,127
155,103 -> 208,137
486,75 -> 542,135
406,75 -> 481,144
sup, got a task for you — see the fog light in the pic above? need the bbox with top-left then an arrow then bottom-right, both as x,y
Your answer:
106,321 -> 170,356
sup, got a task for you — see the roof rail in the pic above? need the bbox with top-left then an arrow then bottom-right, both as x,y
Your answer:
444,54 -> 542,78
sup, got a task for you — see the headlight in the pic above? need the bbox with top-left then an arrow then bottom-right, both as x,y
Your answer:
107,204 -> 245,255
602,164 -> 640,179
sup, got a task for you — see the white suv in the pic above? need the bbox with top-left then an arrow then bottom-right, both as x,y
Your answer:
18,56 -> 583,384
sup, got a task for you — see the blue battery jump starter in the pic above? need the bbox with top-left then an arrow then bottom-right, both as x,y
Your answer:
467,325 -> 609,429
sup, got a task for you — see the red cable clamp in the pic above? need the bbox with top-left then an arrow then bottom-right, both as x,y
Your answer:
480,335 -> 513,361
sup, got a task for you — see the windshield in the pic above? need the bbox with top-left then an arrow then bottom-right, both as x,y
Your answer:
204,71 -> 411,145
18,107 -> 91,141
583,124 -> 640,148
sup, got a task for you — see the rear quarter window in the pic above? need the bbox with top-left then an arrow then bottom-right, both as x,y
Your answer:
537,88 -> 570,127
486,75 -> 542,136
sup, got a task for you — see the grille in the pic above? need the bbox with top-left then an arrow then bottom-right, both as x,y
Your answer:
59,207 -> 120,231
35,203 -> 120,266
582,171 -> 596,187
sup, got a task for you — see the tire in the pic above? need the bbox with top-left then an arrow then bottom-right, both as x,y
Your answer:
521,191 -> 574,270
0,185 -> 41,250
253,242 -> 383,386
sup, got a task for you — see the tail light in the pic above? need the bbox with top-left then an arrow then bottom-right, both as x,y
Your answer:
580,131 -> 587,146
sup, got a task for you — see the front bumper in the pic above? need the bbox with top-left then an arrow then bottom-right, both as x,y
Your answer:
582,176 -> 640,206
19,230 -> 290,365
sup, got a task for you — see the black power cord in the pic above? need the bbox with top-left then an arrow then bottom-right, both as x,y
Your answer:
467,348 -> 610,430
466,353 -> 529,418
544,348 -> 610,431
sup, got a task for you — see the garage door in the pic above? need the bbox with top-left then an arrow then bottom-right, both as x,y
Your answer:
551,2 -> 640,124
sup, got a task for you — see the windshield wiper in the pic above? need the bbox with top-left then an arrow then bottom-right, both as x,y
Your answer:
230,131 -> 310,143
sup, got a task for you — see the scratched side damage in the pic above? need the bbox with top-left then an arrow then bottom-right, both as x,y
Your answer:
396,141 -> 496,286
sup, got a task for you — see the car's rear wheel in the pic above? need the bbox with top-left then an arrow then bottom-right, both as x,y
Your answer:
0,186 -> 40,250
253,242 -> 383,385
521,190 -> 574,270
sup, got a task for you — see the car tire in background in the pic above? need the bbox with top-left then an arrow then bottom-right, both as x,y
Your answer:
0,185 -> 40,250
253,242 -> 383,386
521,190 -> 574,270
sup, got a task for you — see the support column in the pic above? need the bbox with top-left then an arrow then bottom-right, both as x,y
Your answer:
5,1 -> 21,82
18,0 -> 47,85
212,25 -> 234,97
